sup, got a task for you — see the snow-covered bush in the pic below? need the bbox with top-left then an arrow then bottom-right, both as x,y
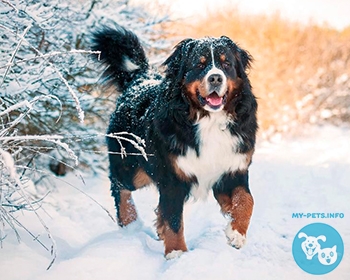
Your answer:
0,0 -> 169,267
0,0 -> 169,173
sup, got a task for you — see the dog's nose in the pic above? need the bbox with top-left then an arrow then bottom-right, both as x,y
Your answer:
208,74 -> 223,86
308,244 -> 313,247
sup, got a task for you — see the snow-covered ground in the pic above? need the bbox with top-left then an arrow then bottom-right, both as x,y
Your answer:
1,126 -> 349,280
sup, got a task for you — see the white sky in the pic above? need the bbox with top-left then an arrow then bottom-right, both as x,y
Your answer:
130,0 -> 350,30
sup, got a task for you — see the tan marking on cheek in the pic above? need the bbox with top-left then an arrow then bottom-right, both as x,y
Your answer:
133,168 -> 153,189
183,80 -> 210,120
185,80 -> 207,97
224,78 -> 243,114
227,78 -> 241,93
119,190 -> 137,226
185,80 -> 200,96
198,79 -> 208,97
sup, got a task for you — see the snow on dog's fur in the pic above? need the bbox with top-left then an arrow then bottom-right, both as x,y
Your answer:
92,24 -> 258,259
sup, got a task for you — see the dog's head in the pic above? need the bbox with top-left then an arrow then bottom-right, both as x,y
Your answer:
163,36 -> 253,116
298,232 -> 326,258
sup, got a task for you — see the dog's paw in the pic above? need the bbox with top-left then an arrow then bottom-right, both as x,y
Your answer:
165,250 -> 184,260
225,225 -> 246,249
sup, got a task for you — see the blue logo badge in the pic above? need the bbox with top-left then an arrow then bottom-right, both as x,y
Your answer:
292,223 -> 344,275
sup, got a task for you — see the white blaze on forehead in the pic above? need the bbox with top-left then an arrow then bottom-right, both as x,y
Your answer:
203,45 -> 227,97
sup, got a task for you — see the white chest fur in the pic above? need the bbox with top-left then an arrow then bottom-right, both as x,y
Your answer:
176,112 -> 248,200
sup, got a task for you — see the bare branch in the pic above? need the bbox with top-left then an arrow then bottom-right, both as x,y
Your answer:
0,24 -> 32,88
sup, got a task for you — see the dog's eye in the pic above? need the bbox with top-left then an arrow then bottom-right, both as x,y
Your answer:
197,63 -> 206,69
223,61 -> 231,68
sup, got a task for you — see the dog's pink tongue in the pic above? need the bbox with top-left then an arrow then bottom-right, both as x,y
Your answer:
206,93 -> 222,106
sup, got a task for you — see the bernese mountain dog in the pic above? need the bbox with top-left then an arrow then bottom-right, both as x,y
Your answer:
92,25 -> 258,259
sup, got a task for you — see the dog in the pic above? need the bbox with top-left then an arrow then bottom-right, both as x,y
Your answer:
92,25 -> 258,259
298,232 -> 326,260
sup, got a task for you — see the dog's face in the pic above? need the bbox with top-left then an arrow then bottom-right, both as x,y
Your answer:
298,232 -> 326,259
303,237 -> 320,250
163,36 -> 252,114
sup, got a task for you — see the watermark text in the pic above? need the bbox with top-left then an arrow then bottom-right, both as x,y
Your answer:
292,212 -> 344,219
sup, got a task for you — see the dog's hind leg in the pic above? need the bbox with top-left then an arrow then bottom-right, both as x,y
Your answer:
110,178 -> 138,227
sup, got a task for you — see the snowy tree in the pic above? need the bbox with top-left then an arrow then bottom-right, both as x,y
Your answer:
0,0 -> 169,267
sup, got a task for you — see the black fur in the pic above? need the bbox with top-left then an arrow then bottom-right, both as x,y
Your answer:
91,24 -> 258,256
91,25 -> 148,91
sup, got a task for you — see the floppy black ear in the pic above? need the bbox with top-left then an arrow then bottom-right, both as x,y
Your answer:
162,38 -> 195,80
220,36 -> 253,78
220,36 -> 256,121
237,47 -> 253,71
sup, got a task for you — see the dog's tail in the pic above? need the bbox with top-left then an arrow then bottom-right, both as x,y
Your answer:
91,25 -> 148,91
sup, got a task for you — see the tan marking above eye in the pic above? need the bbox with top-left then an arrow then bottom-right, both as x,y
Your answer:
220,54 -> 226,62
199,56 -> 206,64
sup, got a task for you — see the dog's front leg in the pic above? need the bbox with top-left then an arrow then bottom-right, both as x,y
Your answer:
213,172 -> 254,249
156,181 -> 190,259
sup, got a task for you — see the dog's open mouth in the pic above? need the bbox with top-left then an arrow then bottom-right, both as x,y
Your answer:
206,92 -> 223,107
307,247 -> 316,256
198,91 -> 227,110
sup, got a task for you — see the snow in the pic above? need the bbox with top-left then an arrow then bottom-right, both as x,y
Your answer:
0,149 -> 17,179
1,125 -> 349,279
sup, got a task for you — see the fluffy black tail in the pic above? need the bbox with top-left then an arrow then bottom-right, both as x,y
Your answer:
91,25 -> 148,91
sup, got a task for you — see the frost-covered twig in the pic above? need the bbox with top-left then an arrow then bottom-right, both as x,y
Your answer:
0,100 -> 32,117
0,149 -> 57,268
1,0 -> 19,13
16,165 -> 116,223
0,50 -> 101,69
0,0 -> 170,270
54,67 -> 85,123
103,132 -> 148,161
0,23 -> 85,123
0,24 -> 31,88
0,135 -> 79,167
0,135 -> 64,141
4,210 -> 49,250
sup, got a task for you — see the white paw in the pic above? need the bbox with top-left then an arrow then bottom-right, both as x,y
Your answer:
165,250 -> 184,260
225,225 -> 246,249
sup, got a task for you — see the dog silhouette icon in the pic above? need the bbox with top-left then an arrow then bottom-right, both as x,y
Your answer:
298,232 -> 326,260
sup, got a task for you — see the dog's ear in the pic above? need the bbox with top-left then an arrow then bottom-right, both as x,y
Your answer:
220,36 -> 253,78
316,235 -> 327,242
298,232 -> 308,239
236,46 -> 253,71
162,38 -> 195,81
